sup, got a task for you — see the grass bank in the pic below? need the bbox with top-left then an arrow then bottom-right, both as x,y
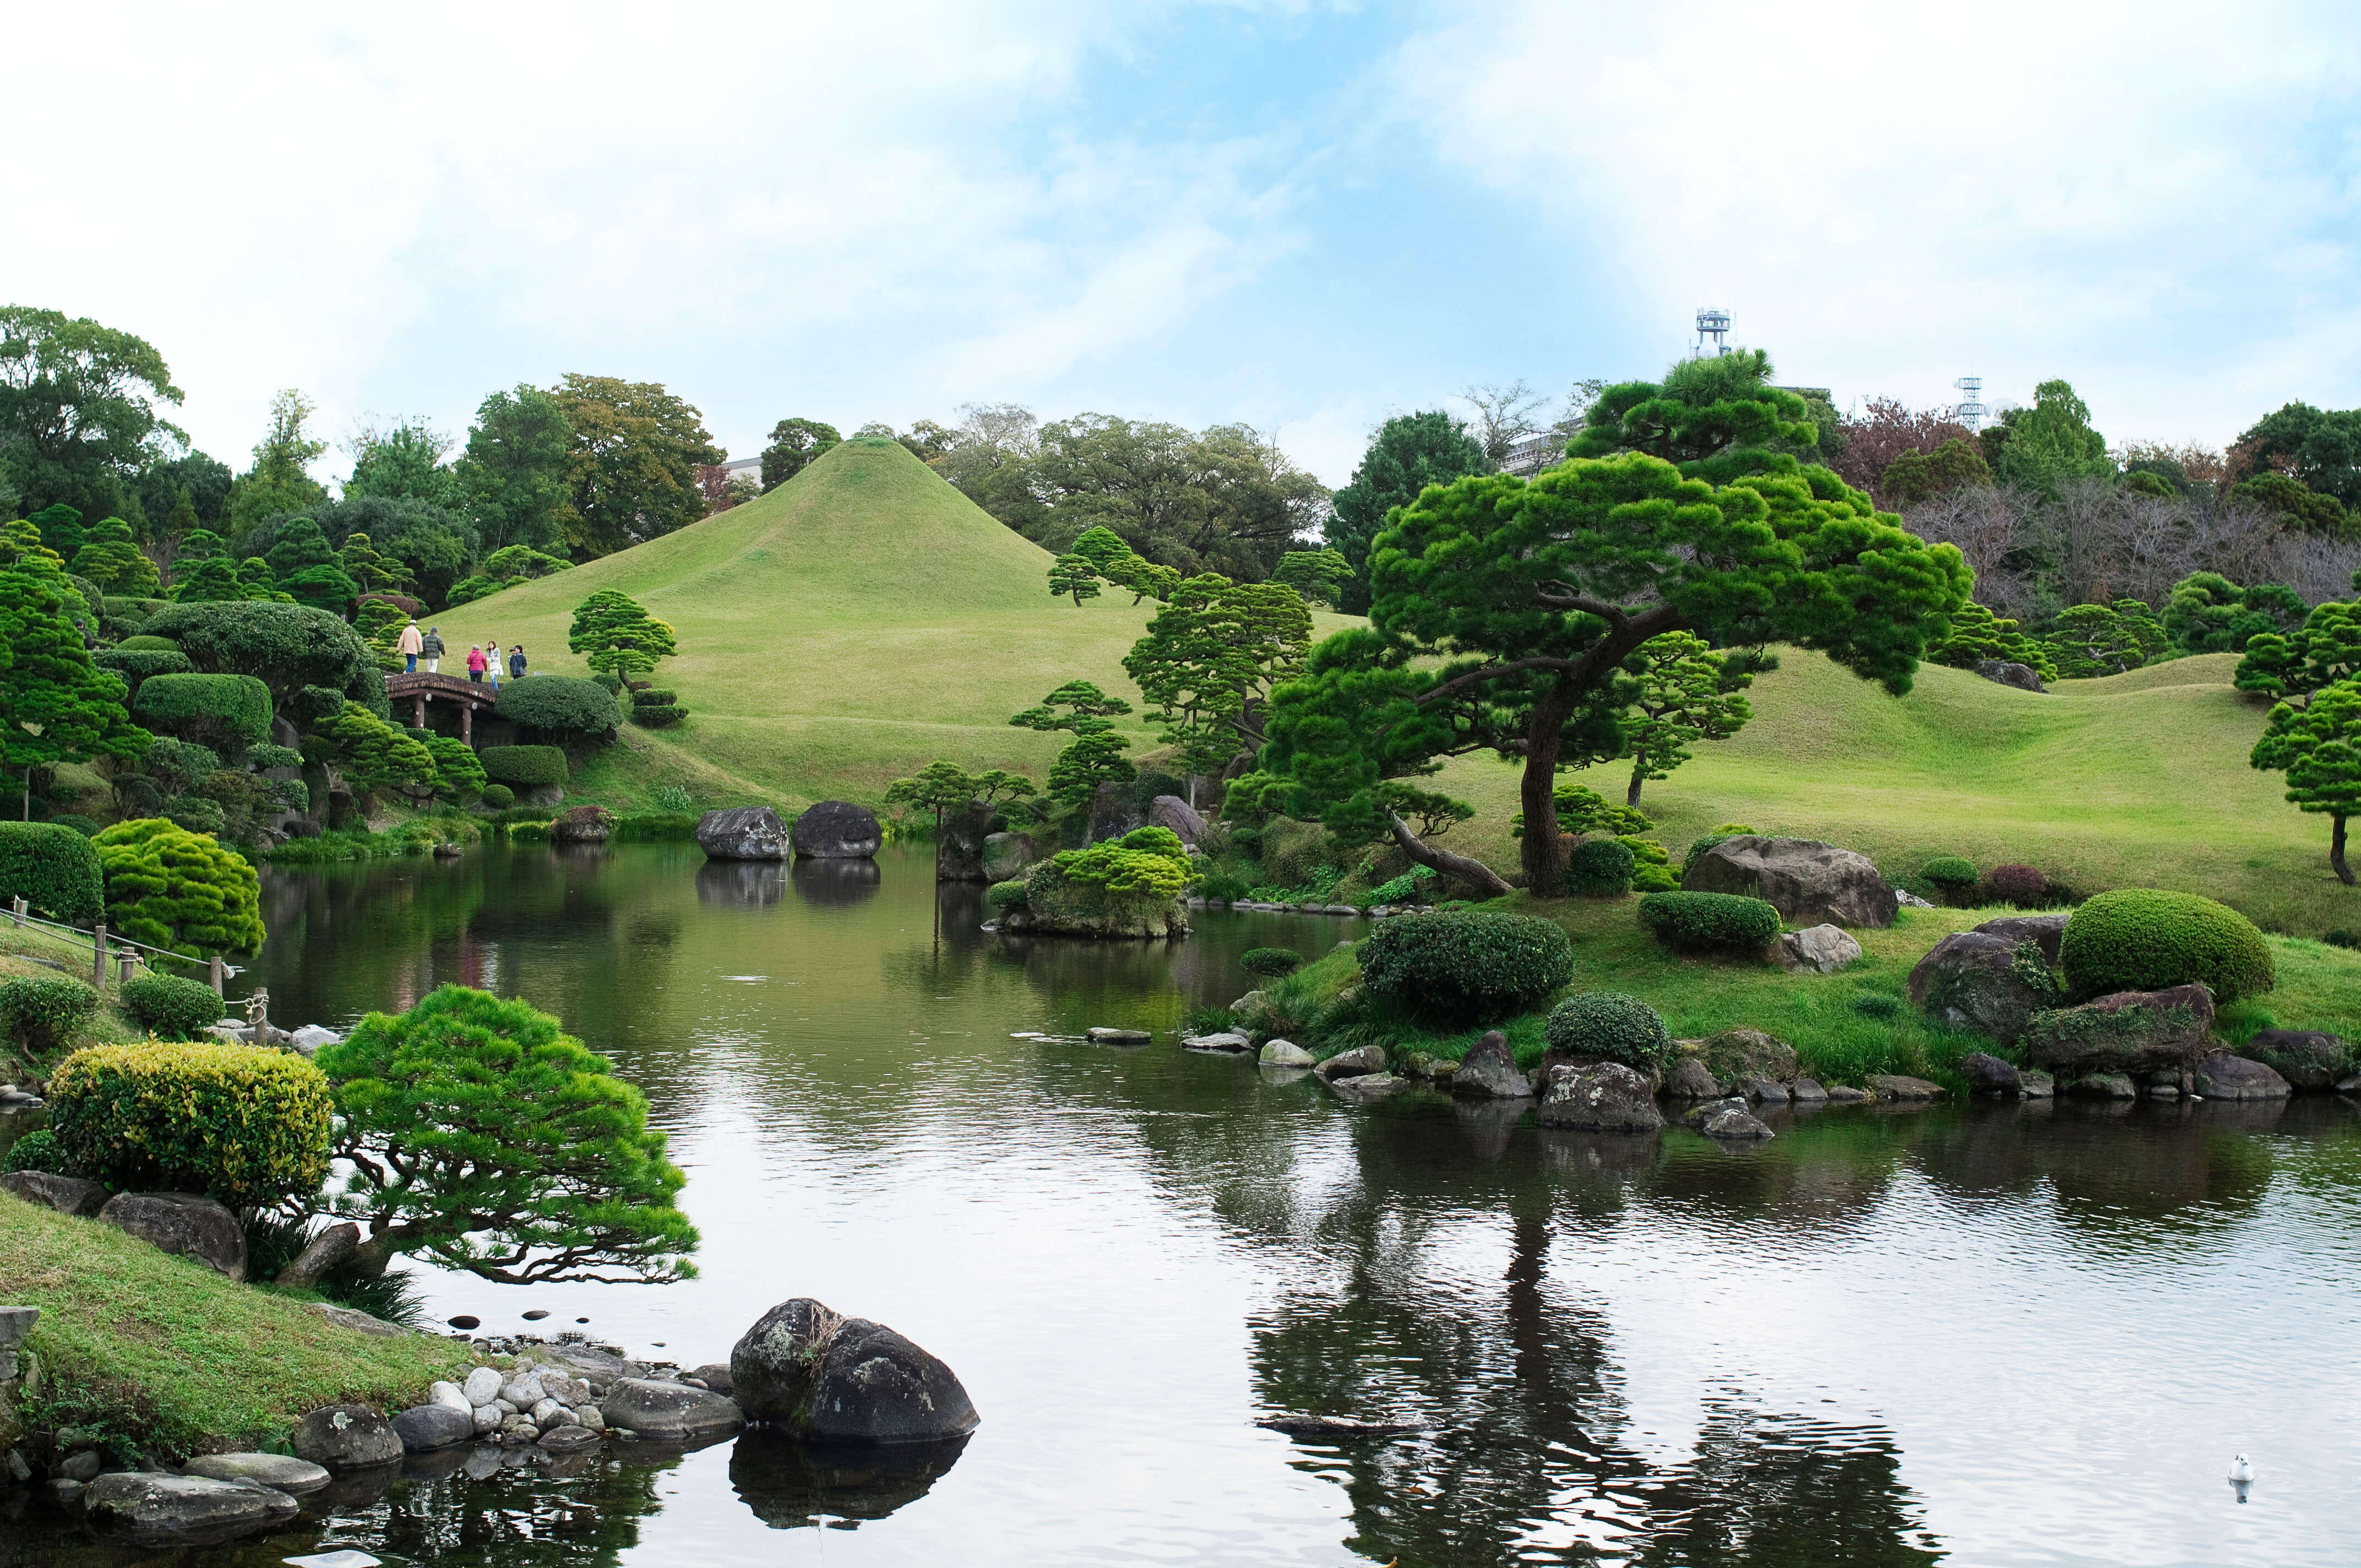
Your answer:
1253,897 -> 2361,1090
0,1200 -> 471,1461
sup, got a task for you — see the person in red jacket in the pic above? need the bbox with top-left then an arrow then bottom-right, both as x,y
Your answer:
466,645 -> 488,682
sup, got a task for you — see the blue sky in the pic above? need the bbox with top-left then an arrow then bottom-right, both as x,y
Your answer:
8,1 -> 2358,488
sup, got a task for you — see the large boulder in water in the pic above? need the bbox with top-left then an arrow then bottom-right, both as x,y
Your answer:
1536,1063 -> 1662,1133
290,1404 -> 403,1470
698,807 -> 789,861
81,1472 -> 301,1543
981,831 -> 1038,883
2238,1029 -> 2348,1092
937,802 -> 993,881
732,1298 -> 980,1444
601,1377 -> 745,1439
1682,836 -> 1899,928
2021,984 -> 2213,1079
1451,1030 -> 1532,1099
2194,1050 -> 2292,1101
1145,795 -> 1206,847
1907,932 -> 2048,1045
791,801 -> 881,859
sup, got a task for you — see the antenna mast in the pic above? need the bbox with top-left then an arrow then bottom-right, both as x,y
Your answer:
1693,308 -> 1731,359
1951,375 -> 1987,432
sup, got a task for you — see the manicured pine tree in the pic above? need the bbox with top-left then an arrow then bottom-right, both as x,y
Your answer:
0,566 -> 151,818
1619,631 -> 1757,807
2251,679 -> 2361,885
568,589 -> 678,688
1047,553 -> 1101,607
69,518 -> 161,596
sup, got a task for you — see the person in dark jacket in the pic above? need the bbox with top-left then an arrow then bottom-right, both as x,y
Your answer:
419,627 -> 445,673
508,645 -> 527,680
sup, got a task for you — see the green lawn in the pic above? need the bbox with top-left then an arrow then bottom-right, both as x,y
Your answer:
1260,896 -> 2361,1090
455,437 -> 2358,940
0,1198 -> 471,1459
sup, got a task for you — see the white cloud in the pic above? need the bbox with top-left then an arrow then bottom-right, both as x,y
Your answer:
1389,0 -> 2361,444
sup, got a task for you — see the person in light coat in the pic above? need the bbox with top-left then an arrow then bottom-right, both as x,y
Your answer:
397,620 -> 424,673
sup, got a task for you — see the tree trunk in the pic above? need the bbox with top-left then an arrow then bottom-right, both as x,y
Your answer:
1626,754 -> 1647,808
2335,813 -> 2353,886
1386,809 -> 1513,899
1518,679 -> 1579,897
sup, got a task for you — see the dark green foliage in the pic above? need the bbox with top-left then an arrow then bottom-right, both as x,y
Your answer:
1544,991 -> 1671,1069
2043,599 -> 2168,678
590,670 -> 622,694
2231,471 -> 2354,538
131,672 -> 273,751
3,1129 -> 63,1174
1239,947 -> 1305,978
2059,889 -> 2276,1002
0,975 -> 100,1055
1131,770 -> 1185,813
480,783 -> 515,809
43,815 -> 94,838
1879,437 -> 1993,509
140,600 -> 384,715
163,795 -> 227,836
1852,993 -> 1902,1019
94,647 -> 195,687
1195,869 -> 1248,903
115,635 -> 181,652
2232,401 -> 2361,511
1047,553 -> 1101,606
760,416 -> 842,490
243,743 -> 302,771
631,688 -> 676,707
1357,911 -> 1576,1023
1325,411 -> 1491,614
2234,601 -> 2361,707
2324,929 -> 2359,951
494,675 -> 622,738
422,734 -> 486,801
93,818 -> 265,955
1986,380 -> 2114,496
0,821 -> 107,921
49,1040 -> 330,1206
2250,680 -> 2361,884
567,589 -> 677,684
1636,891 -> 1782,956
1934,602 -> 2058,680
2164,572 -> 2307,656
236,1210 -> 429,1326
1566,836 -> 1635,897
118,972 -> 227,1040
1123,575 -> 1312,777
314,703 -> 436,794
0,562 -> 153,790
316,984 -> 698,1283
478,745 -> 569,788
1920,857 -> 1978,898
984,879 -> 1030,914
1983,863 -> 2049,905
1570,350 -> 1818,467
629,699 -> 683,727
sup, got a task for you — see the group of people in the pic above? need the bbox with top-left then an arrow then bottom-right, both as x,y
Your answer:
396,621 -> 526,685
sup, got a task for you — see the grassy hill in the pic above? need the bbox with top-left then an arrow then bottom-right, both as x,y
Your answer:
454,437 -> 1351,808
458,439 -> 2357,938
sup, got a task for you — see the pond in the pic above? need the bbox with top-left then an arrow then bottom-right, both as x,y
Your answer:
18,842 -> 2361,1566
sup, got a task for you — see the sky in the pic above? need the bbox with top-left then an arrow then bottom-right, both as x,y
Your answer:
7,1 -> 2358,490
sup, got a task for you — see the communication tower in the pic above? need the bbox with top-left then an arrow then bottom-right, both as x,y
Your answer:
1693,308 -> 1731,358
1952,376 -> 1988,432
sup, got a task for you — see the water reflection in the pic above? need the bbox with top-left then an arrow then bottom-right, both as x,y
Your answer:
729,1431 -> 972,1528
696,859 -> 786,908
791,856 -> 880,906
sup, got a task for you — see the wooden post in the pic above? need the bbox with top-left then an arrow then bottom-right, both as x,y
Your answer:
117,949 -> 137,984
461,701 -> 472,746
91,923 -> 106,989
8,896 -> 21,927
210,955 -> 225,997
413,694 -> 427,728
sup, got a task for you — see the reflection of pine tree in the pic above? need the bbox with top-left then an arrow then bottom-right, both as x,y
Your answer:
336,1447 -> 670,1567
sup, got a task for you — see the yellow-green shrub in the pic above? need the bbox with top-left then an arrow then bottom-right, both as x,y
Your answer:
92,818 -> 264,956
48,1041 -> 331,1206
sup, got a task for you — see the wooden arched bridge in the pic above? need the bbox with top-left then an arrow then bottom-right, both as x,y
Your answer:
386,671 -> 501,744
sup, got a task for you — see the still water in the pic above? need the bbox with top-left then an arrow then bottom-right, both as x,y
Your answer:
50,846 -> 2361,1563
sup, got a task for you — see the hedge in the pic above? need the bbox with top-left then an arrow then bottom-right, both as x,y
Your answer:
1357,911 -> 1575,1023
480,745 -> 569,788
133,672 -> 275,750
1568,837 -> 1635,897
115,634 -> 181,652
1239,947 -> 1304,978
984,880 -> 1030,913
119,972 -> 229,1041
2,1129 -> 62,1174
93,818 -> 266,956
0,821 -> 107,921
629,702 -> 684,728
93,648 -> 195,686
1637,891 -> 1782,956
49,1040 -> 331,1207
0,975 -> 101,1056
494,676 -> 622,737
141,600 -> 385,716
1920,856 -> 1978,895
1544,992 -> 1671,1070
2059,889 -> 2276,1003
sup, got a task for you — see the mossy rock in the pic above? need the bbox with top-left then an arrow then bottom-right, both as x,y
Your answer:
1696,1027 -> 1798,1084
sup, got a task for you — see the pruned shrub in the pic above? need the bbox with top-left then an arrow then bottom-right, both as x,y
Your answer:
142,600 -> 384,715
632,689 -> 677,708
1358,911 -> 1575,1023
0,821 -> 107,921
93,818 -> 265,956
3,1129 -> 64,1175
1544,991 -> 1670,1070
2059,889 -> 2276,1003
1637,890 -> 1782,956
1921,857 -> 1978,900
243,743 -> 303,772
1568,837 -> 1635,897
94,647 -> 194,687
984,879 -> 1030,914
495,675 -> 622,738
1195,869 -> 1248,903
164,794 -> 229,837
0,975 -> 100,1056
1623,837 -> 1679,892
480,744 -> 569,789
422,734 -> 486,801
119,972 -> 227,1041
49,1040 -> 331,1206
132,672 -> 274,752
115,634 -> 181,653
1239,947 -> 1304,978
480,783 -> 516,810
43,815 -> 95,838
630,700 -> 684,728
1983,863 -> 2049,906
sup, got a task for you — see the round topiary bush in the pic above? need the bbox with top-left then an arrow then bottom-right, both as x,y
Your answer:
132,672 -> 274,752
1983,863 -> 2048,906
1239,947 -> 1305,978
1920,856 -> 1978,899
2059,889 -> 2276,1003
495,675 -> 623,739
1357,911 -> 1575,1023
94,647 -> 195,687
94,818 -> 266,956
1544,991 -> 1670,1069
1568,837 -> 1636,897
0,975 -> 100,1056
48,1040 -> 331,1207
119,972 -> 228,1041
1636,890 -> 1782,956
480,783 -> 516,810
2,1129 -> 64,1175
984,879 -> 1030,914
479,745 -> 570,790
0,820 -> 107,921
115,634 -> 181,652
629,700 -> 684,728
